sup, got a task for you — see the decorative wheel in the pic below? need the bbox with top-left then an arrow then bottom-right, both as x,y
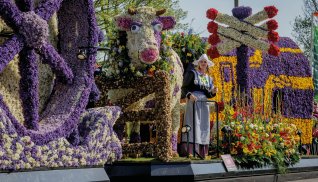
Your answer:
0,0 -> 98,144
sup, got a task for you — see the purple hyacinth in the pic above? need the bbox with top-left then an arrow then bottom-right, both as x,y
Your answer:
171,133 -> 178,152
0,0 -> 104,146
223,67 -> 231,82
15,0 -> 34,12
19,11 -> 49,49
19,49 -> 39,130
236,45 -> 250,93
232,6 -> 252,20
0,0 -> 122,170
0,0 -> 74,134
89,82 -> 101,103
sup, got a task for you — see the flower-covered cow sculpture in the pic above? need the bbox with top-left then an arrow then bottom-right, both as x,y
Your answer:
104,7 -> 184,158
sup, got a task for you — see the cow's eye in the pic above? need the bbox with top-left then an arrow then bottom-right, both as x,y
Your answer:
153,23 -> 163,32
130,25 -> 141,33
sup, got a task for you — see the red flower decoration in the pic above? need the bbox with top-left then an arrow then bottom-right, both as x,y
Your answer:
232,112 -> 238,119
181,32 -> 184,37
206,8 -> 218,20
268,31 -> 279,42
207,21 -> 218,33
313,128 -> 318,138
208,34 -> 220,45
217,101 -> 224,112
207,46 -> 220,59
210,120 -> 214,131
264,6 -> 278,18
266,19 -> 278,30
268,44 -> 280,56
279,131 -> 288,138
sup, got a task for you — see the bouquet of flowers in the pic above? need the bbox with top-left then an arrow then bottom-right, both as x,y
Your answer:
221,103 -> 300,173
163,31 -> 208,70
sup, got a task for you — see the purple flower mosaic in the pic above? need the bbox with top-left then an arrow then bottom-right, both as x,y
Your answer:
0,0 -> 122,170
223,67 -> 231,82
0,105 -> 122,170
232,6 -> 252,20
225,6 -> 313,119
247,37 -> 313,118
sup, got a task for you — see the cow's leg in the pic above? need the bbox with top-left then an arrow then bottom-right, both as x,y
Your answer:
171,102 -> 181,157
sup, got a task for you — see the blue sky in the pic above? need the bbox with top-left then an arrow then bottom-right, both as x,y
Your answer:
178,0 -> 304,41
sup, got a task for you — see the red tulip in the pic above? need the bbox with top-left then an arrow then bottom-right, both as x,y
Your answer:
206,8 -> 218,20
264,6 -> 278,18
208,34 -> 221,45
207,21 -> 218,33
268,44 -> 280,56
268,31 -> 279,42
266,20 -> 278,30
207,46 -> 220,59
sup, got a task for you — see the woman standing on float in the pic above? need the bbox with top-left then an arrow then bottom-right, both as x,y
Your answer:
180,54 -> 217,158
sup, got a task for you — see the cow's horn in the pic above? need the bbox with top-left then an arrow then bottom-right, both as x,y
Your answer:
128,8 -> 137,15
156,9 -> 166,16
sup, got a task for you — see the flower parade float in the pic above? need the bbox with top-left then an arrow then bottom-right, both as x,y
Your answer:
95,7 -> 184,161
0,0 -> 315,180
0,0 -> 121,180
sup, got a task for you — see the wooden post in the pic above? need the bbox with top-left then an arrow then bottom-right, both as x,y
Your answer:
234,0 -> 239,7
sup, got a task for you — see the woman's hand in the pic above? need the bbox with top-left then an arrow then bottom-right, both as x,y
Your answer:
189,94 -> 197,102
211,87 -> 218,94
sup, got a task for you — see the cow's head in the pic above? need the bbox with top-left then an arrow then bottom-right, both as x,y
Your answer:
115,7 -> 176,66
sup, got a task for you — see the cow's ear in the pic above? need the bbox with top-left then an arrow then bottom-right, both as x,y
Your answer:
114,15 -> 132,31
159,16 -> 176,30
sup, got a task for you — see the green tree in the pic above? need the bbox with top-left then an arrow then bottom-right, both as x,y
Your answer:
94,0 -> 188,43
292,0 -> 318,58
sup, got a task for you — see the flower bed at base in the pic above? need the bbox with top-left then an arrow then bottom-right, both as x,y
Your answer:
220,104 -> 301,173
